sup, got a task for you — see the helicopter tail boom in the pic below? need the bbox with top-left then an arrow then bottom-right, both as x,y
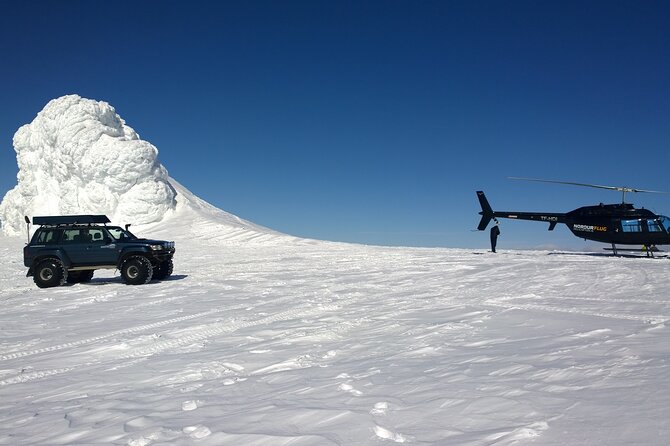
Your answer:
476,191 -> 566,230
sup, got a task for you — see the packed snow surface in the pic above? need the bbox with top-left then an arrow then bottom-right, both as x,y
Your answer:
0,95 -> 176,235
2,200 -> 670,444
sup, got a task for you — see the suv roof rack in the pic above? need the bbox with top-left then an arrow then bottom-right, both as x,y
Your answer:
33,215 -> 111,226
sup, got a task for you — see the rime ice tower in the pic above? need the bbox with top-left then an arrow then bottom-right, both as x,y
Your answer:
0,95 -> 176,235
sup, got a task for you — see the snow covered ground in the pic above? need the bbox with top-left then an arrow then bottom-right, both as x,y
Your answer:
2,194 -> 670,445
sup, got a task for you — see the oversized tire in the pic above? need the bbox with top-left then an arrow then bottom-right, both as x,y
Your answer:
121,256 -> 153,285
34,258 -> 66,288
153,259 -> 174,280
67,270 -> 94,284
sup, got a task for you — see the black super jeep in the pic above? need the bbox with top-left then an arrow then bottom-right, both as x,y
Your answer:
23,215 -> 175,288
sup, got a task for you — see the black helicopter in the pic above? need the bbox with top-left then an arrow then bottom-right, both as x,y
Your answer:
477,178 -> 670,255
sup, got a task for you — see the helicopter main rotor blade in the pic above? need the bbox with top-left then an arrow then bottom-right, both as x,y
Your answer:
508,177 -> 668,195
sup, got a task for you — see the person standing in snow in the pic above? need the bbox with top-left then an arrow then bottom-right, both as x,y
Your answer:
490,220 -> 500,253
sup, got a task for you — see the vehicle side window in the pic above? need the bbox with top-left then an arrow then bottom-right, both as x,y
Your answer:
89,228 -> 106,243
108,227 -> 131,241
63,229 -> 85,243
621,219 -> 642,232
35,229 -> 60,244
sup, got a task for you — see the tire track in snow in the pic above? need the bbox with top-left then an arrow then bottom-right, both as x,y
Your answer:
0,367 -> 77,386
0,303 -> 341,387
486,297 -> 668,324
116,303 -> 341,360
0,305 -> 246,361
0,284 -> 320,361
515,294 -> 670,305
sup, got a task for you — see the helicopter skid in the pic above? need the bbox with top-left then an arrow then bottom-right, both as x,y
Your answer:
604,245 -> 664,257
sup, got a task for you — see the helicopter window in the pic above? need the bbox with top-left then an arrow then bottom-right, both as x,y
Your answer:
647,219 -> 663,232
657,216 -> 670,233
621,219 -> 642,232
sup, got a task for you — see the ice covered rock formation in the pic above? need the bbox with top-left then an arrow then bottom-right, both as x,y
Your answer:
0,95 -> 176,235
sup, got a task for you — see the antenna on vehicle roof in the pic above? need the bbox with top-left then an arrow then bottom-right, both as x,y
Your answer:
24,216 -> 30,243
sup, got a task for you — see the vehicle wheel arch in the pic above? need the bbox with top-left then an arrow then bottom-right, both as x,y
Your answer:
117,249 -> 151,268
32,252 -> 70,270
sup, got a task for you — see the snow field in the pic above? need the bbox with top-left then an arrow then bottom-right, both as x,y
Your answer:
2,231 -> 670,445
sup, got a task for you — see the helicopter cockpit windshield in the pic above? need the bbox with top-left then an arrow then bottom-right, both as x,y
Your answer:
656,216 -> 670,233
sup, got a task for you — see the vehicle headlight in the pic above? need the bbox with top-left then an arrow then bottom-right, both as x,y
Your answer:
149,244 -> 163,250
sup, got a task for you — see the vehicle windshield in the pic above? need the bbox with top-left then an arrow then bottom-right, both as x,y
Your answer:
107,226 -> 138,241
657,216 -> 670,233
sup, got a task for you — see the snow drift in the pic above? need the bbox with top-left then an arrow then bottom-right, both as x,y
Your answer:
0,95 -> 177,235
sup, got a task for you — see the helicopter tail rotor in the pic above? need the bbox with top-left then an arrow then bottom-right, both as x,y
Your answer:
476,191 -> 495,230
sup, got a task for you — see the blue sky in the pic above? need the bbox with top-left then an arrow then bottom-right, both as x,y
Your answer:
1,1 -> 669,249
